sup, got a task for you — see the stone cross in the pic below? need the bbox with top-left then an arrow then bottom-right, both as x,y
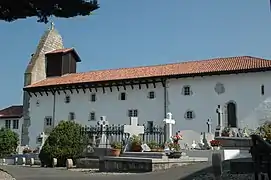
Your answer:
206,119 -> 212,133
124,117 -> 144,136
215,105 -> 223,137
37,132 -> 48,152
163,112 -> 175,141
97,116 -> 109,148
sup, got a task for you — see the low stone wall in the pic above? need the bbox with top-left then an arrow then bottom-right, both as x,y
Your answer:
215,137 -> 252,149
99,156 -> 208,173
76,158 -> 99,169
120,152 -> 167,159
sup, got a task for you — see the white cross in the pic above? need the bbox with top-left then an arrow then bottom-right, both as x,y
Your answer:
124,117 -> 144,136
163,112 -> 175,141
97,116 -> 109,129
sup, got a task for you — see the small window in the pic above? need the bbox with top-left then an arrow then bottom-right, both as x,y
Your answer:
261,85 -> 265,96
65,95 -> 71,103
5,120 -> 11,129
45,117 -> 52,126
184,111 -> 195,120
147,121 -> 154,132
12,120 -> 19,129
69,112 -> 75,121
128,109 -> 138,117
90,94 -> 96,102
182,86 -> 192,96
148,91 -> 155,99
120,92 -> 126,100
89,112 -> 96,121
36,100 -> 40,107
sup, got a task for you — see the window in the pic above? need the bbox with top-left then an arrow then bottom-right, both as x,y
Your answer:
45,116 -> 52,126
128,109 -> 138,117
184,110 -> 195,120
12,120 -> 19,129
148,91 -> 155,99
69,112 -> 75,120
90,94 -> 96,102
120,92 -> 126,100
261,85 -> 265,95
182,86 -> 192,96
5,120 -> 11,129
147,121 -> 154,132
36,100 -> 40,107
89,112 -> 96,121
65,95 -> 71,103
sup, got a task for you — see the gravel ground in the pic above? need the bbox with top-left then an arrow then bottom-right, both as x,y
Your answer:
0,170 -> 16,180
191,171 -> 255,180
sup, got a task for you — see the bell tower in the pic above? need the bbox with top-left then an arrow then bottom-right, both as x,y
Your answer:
21,23 -> 64,146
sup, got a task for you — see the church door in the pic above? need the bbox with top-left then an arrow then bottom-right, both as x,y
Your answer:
227,102 -> 237,128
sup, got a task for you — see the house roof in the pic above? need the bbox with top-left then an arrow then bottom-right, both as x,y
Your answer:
24,56 -> 271,89
45,48 -> 81,62
0,105 -> 23,119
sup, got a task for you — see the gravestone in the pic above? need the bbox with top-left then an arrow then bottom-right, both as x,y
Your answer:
123,117 -> 144,152
206,119 -> 212,133
141,143 -> 151,152
97,116 -> 109,148
163,112 -> 175,142
179,130 -> 202,149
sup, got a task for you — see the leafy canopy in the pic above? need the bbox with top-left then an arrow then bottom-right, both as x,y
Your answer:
0,128 -> 19,158
0,0 -> 99,23
39,120 -> 87,167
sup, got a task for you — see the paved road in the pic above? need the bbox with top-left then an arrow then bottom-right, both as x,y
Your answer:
0,163 -> 212,180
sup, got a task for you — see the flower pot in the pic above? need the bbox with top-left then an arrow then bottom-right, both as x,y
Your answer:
132,145 -> 142,152
168,152 -> 182,158
213,146 -> 221,150
111,149 -> 121,156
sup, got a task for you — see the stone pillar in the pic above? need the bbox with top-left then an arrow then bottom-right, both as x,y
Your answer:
66,159 -> 73,169
212,152 -> 222,180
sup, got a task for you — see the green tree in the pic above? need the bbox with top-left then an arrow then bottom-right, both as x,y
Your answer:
0,0 -> 99,23
0,128 -> 19,157
39,120 -> 87,167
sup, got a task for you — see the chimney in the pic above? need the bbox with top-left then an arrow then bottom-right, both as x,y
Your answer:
45,48 -> 81,78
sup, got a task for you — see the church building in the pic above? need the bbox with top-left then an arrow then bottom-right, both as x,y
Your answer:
22,25 -> 271,148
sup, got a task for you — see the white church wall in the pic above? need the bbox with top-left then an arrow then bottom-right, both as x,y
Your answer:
28,71 -> 271,148
0,117 -> 23,144
168,71 -> 271,133
28,83 -> 164,147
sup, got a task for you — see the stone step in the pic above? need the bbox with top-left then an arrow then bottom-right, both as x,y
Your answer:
120,152 -> 168,159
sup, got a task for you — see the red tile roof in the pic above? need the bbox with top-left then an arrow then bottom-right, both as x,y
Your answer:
0,105 -> 23,119
25,56 -> 271,89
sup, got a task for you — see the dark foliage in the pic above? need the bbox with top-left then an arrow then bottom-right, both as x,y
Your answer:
0,128 -> 19,158
39,120 -> 87,167
0,0 -> 99,23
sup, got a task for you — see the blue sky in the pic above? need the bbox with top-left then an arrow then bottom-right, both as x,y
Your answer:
0,0 -> 271,108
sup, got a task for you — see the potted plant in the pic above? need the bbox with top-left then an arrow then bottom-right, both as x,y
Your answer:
210,140 -> 222,150
221,127 -> 230,137
130,135 -> 142,152
110,141 -> 122,156
147,140 -> 159,152
167,133 -> 183,158
23,147 -> 32,154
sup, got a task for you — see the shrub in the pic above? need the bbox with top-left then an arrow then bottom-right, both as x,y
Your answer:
0,128 -> 19,157
110,141 -> 122,149
39,120 -> 87,167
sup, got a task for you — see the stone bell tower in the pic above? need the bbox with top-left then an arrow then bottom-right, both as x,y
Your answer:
21,22 -> 64,146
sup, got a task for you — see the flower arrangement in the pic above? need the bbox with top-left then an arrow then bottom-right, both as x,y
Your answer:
171,133 -> 183,144
23,147 -> 32,154
168,142 -> 181,152
221,127 -> 230,137
210,140 -> 221,147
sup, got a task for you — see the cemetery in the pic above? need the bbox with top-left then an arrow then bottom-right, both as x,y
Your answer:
2,108 -> 271,179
